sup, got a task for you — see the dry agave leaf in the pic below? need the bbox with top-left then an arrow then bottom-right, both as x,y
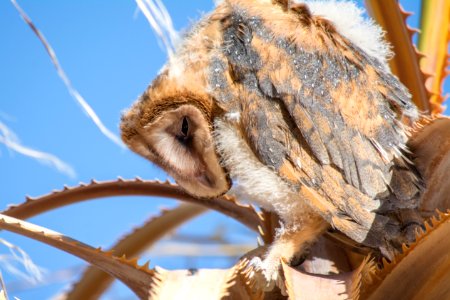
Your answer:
0,213 -> 158,299
151,263 -> 252,300
300,236 -> 355,275
361,211 -> 450,300
63,203 -> 205,300
282,255 -> 375,300
408,117 -> 450,215
1,179 -> 265,298
0,209 -> 262,300
151,268 -> 236,299
365,0 -> 430,112
283,262 -> 348,300
2,178 -> 262,232
235,238 -> 368,300
418,0 -> 450,113
135,258 -> 272,300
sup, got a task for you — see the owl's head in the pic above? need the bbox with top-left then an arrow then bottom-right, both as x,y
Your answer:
120,2 -> 237,198
120,70 -> 231,198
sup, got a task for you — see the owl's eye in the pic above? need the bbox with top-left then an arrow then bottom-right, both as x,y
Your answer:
181,116 -> 189,136
176,116 -> 190,145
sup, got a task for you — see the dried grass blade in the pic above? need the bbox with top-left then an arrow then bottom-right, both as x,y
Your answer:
10,0 -> 124,148
0,238 -> 44,284
0,121 -> 75,178
0,271 -> 8,300
135,0 -> 179,59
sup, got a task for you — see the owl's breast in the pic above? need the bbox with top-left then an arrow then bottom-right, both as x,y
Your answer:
213,118 -> 311,222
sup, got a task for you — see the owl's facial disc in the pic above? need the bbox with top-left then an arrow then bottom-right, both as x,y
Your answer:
137,104 -> 230,198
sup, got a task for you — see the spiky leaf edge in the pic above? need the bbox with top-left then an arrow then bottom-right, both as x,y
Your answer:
360,211 -> 450,299
63,203 -> 206,300
2,178 -> 264,232
418,0 -> 450,113
0,214 -> 157,299
365,0 -> 431,113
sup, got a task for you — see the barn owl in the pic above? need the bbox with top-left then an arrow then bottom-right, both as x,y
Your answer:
121,0 -> 422,284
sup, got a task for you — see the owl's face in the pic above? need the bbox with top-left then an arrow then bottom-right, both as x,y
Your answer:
121,100 -> 230,198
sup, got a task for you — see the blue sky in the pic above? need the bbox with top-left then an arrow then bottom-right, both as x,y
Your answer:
0,0 -> 448,299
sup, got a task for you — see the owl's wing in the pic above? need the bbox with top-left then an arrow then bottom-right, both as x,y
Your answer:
218,7 -> 421,250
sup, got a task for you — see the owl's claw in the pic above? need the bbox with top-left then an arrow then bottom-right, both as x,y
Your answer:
243,255 -> 284,292
248,256 -> 279,282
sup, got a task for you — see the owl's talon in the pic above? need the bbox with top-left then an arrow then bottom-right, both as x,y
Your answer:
244,256 -> 281,290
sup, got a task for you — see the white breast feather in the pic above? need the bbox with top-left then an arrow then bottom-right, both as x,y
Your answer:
214,119 -> 309,227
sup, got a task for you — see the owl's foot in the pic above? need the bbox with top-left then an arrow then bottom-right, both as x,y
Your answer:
241,217 -> 328,291
243,253 -> 284,292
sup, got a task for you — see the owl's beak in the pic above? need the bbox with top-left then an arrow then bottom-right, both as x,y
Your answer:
175,170 -> 231,199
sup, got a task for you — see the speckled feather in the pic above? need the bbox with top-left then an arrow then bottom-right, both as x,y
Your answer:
216,0 -> 421,253
121,0 -> 423,259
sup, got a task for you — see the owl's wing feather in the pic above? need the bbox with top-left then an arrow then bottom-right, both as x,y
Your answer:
220,9 -> 420,250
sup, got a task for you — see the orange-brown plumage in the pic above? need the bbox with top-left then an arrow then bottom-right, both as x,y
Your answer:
121,0 -> 423,285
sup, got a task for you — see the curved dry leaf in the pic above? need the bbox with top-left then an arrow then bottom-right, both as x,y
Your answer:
361,211 -> 450,300
408,117 -> 450,215
300,236 -> 354,275
151,263 -> 255,300
64,203 -> 206,300
2,178 -> 263,232
365,0 -> 430,112
418,0 -> 450,113
0,213 -> 156,299
282,256 -> 375,300
1,179 -> 266,298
